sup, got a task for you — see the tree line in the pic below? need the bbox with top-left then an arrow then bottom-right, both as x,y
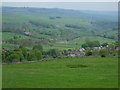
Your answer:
2,41 -> 119,63
2,44 -> 71,63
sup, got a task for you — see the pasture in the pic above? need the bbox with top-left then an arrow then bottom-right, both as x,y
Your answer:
2,57 -> 118,88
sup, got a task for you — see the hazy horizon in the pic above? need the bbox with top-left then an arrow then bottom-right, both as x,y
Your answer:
2,2 -> 118,11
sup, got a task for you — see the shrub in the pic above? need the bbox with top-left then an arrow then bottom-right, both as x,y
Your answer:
85,50 -> 92,56
101,54 -> 106,57
33,45 -> 43,51
99,49 -> 107,57
7,53 -> 20,62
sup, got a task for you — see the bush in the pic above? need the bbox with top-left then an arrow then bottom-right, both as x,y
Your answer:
28,51 -> 37,61
48,49 -> 59,58
82,40 -> 100,49
99,49 -> 107,57
101,54 -> 106,57
33,45 -> 43,51
85,50 -> 92,56
28,50 -> 42,61
7,53 -> 20,62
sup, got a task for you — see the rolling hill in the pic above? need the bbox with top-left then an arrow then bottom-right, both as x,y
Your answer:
2,7 -> 118,50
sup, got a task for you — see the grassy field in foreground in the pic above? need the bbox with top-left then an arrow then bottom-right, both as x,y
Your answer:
2,57 -> 118,88
0,65 -> 2,89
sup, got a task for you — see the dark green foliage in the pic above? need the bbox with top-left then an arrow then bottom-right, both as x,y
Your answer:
28,51 -> 37,61
33,45 -> 43,52
21,48 -> 28,60
2,45 -> 44,62
114,41 -> 120,48
12,48 -> 24,62
68,49 -> 72,52
101,54 -> 106,57
16,51 -> 24,62
63,50 -> 68,55
28,50 -> 42,61
2,48 -> 25,62
82,40 -> 100,49
13,36 -> 18,39
92,50 -> 99,56
81,43 -> 88,49
48,49 -> 59,58
19,45 -> 24,48
34,50 -> 42,60
2,51 -> 6,62
6,53 -> 20,62
85,50 -> 92,56
99,49 -> 107,57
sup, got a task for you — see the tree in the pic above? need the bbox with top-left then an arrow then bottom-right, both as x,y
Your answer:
21,48 -> 28,60
17,51 -> 24,62
13,36 -> 18,39
63,50 -> 68,55
2,51 -> 6,62
92,49 -> 99,56
81,40 -> 100,49
33,45 -> 43,52
48,49 -> 59,58
13,48 -> 24,62
28,51 -> 37,61
7,53 -> 20,62
34,50 -> 42,60
99,49 -> 107,57
81,43 -> 88,49
85,48 -> 92,56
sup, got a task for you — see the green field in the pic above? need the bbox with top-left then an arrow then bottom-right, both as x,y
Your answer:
2,7 -> 117,50
0,65 -> 2,89
2,57 -> 118,88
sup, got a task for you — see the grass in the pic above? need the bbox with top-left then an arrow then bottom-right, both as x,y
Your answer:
2,7 -> 117,51
2,57 -> 118,88
0,65 -> 2,89
2,32 -> 30,40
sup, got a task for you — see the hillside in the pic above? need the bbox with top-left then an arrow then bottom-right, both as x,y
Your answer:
2,7 -> 118,50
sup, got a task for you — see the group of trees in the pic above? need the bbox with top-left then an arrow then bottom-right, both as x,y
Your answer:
2,45 -> 43,63
84,41 -> 119,57
65,24 -> 81,29
29,20 -> 56,29
2,44 -> 71,63
81,40 -> 100,49
2,40 -> 119,63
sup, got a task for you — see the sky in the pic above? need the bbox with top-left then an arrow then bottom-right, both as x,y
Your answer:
2,2 -> 118,11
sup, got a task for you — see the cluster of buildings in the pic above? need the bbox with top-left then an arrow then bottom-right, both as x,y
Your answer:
67,45 -> 119,57
68,48 -> 86,57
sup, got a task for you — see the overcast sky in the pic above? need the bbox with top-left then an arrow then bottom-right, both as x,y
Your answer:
2,2 -> 118,11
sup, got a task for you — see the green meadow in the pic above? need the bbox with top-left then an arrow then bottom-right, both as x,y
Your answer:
0,65 -> 2,89
2,7 -> 117,50
2,57 -> 118,88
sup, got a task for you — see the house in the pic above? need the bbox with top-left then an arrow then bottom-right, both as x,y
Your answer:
93,47 -> 102,50
68,54 -> 76,57
24,32 -> 31,36
68,48 -> 86,57
79,48 -> 86,56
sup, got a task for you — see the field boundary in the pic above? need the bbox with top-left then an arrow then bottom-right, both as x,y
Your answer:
2,56 -> 118,65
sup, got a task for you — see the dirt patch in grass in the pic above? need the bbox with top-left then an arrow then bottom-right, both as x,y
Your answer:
66,64 -> 88,68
